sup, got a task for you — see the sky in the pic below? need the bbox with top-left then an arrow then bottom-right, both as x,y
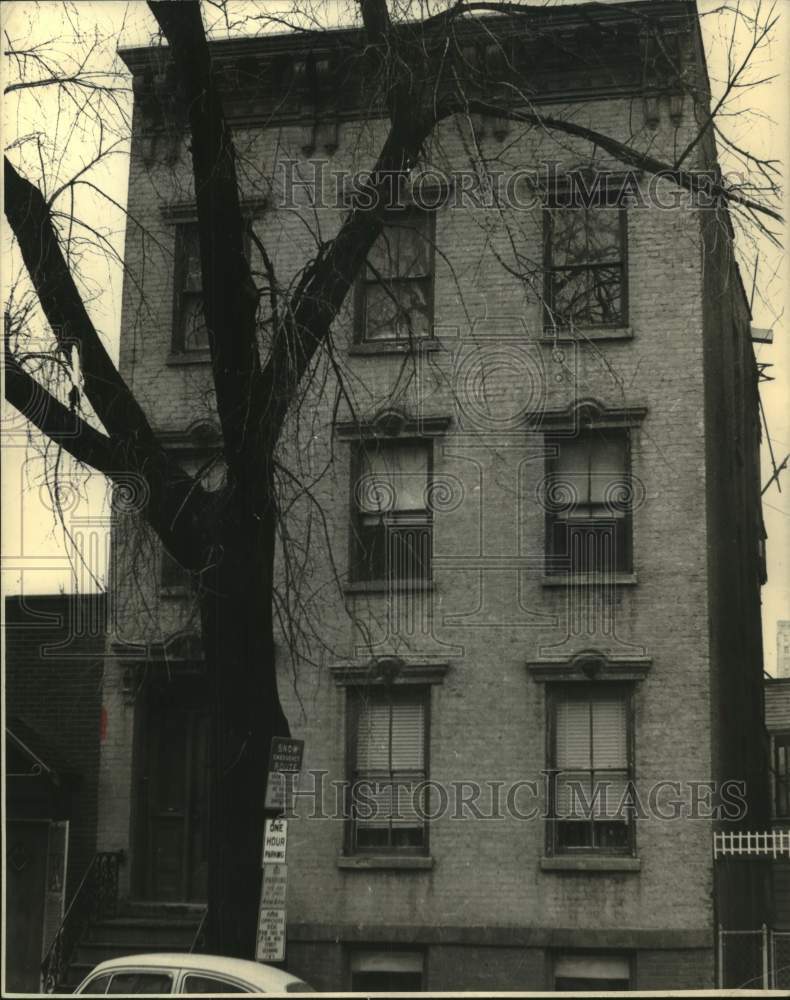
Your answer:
2,0 -> 789,671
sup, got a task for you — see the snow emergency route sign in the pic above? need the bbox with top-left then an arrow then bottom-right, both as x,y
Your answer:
264,738 -> 304,812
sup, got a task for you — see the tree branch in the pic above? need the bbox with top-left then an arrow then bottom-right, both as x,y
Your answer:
148,0 -> 263,473
4,344 -> 120,476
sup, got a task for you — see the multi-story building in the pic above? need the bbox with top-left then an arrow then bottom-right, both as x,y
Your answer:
88,1 -> 770,991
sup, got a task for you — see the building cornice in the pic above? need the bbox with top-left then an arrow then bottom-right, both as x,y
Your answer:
120,3 -> 702,129
527,648 -> 652,683
335,410 -> 452,441
330,656 -> 450,686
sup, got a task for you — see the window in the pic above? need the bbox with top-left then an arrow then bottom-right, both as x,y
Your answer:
173,223 -> 208,352
548,686 -> 633,854
348,687 -> 428,852
775,735 -> 790,819
352,440 -> 431,583
160,454 -> 226,593
357,210 -> 433,342
544,201 -> 627,330
80,974 -> 112,994
182,974 -> 247,993
350,949 -> 424,991
107,972 -> 173,994
553,953 -> 631,991
545,429 -> 632,575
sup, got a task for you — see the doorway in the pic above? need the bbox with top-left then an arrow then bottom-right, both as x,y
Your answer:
137,676 -> 211,901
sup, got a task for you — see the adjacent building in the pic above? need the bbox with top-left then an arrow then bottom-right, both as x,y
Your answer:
4,594 -> 106,992
76,1 -> 771,991
778,621 -> 790,679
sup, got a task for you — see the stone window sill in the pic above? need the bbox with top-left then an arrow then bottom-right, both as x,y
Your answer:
348,338 -> 441,357
541,855 -> 640,873
541,573 -> 637,587
167,349 -> 211,366
541,327 -> 633,343
337,854 -> 434,871
344,580 -> 435,594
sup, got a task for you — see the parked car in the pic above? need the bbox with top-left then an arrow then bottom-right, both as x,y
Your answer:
73,953 -> 315,994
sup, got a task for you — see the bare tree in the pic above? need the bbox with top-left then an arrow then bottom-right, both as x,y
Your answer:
4,0 -> 782,959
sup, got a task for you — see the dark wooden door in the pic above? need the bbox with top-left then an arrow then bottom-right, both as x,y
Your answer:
142,684 -> 210,901
6,820 -> 49,991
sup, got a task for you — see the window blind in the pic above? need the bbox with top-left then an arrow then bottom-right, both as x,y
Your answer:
554,691 -> 628,819
354,693 -> 425,831
358,443 -> 429,514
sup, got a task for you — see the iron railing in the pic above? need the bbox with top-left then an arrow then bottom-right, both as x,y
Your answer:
41,850 -> 122,992
189,907 -> 209,954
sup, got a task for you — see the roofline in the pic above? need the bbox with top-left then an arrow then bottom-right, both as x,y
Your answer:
118,0 -> 699,71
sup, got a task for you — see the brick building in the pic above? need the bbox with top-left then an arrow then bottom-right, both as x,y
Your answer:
88,1 -> 770,990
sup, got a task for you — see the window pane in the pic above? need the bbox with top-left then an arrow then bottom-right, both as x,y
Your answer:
556,819 -> 593,849
180,223 -> 202,291
367,214 -> 430,278
181,292 -> 209,351
555,771 -> 592,817
107,972 -> 172,994
555,699 -> 590,769
555,951 -> 631,990
81,974 -> 112,994
390,700 -> 425,769
592,699 -> 627,769
554,433 -> 627,508
549,208 -> 621,268
550,266 -> 622,327
356,701 -> 391,770
352,972 -> 423,991
358,443 -> 429,513
364,279 -> 431,341
182,974 -> 247,993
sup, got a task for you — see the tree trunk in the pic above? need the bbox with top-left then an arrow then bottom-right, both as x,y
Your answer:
199,505 -> 289,957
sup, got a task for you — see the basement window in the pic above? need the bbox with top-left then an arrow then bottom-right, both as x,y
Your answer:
350,949 -> 425,992
553,953 -> 631,990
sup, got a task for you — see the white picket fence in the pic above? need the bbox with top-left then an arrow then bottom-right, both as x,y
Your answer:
713,829 -> 790,859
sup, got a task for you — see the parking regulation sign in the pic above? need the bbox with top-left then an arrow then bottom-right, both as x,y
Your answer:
255,907 -> 286,963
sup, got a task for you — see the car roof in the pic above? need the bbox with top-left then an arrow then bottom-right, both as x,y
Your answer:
84,953 -> 303,988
